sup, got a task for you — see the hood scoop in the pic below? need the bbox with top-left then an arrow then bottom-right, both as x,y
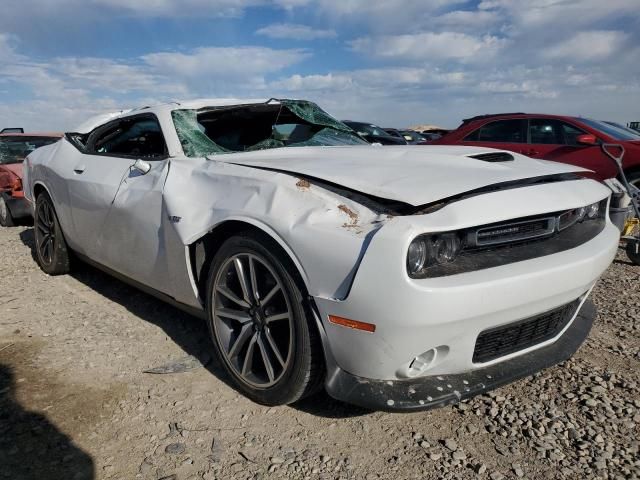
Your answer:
468,152 -> 514,162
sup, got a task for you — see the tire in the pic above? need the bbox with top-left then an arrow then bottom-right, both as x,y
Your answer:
627,241 -> 640,266
205,231 -> 324,406
0,195 -> 15,227
34,191 -> 71,275
627,170 -> 640,190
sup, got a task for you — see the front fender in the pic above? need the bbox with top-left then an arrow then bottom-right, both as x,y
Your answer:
164,157 -> 387,300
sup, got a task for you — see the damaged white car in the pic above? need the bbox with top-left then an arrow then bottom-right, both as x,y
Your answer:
23,99 -> 619,411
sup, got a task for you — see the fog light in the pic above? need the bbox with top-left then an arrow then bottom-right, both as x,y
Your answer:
398,345 -> 450,378
408,348 -> 437,376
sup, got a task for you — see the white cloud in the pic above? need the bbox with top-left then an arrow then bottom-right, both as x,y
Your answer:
256,23 -> 337,40
350,32 -> 506,62
479,0 -> 639,30
272,0 -> 312,9
433,9 -> 501,30
0,43 -> 310,130
265,0 -> 471,34
142,46 -> 309,80
0,0 -> 266,24
94,0 -> 265,16
272,73 -> 354,91
543,30 -> 628,62
1,0 -> 639,132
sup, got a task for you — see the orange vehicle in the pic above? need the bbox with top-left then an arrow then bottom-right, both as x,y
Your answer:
0,132 -> 62,226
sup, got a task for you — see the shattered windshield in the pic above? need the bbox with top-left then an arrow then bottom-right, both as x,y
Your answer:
0,136 -> 60,164
172,99 -> 367,157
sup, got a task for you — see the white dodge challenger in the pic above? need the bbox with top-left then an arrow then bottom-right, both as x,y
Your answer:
23,99 -> 618,411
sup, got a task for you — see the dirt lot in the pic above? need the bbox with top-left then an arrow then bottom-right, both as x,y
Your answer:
1,225 -> 639,480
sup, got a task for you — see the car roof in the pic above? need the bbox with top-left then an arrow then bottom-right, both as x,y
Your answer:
461,113 -> 583,125
72,98 -> 276,133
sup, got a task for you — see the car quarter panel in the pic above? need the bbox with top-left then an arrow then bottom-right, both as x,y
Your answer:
24,141 -> 78,242
313,179 -> 618,380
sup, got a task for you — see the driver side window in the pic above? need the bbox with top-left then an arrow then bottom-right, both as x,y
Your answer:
90,116 -> 167,158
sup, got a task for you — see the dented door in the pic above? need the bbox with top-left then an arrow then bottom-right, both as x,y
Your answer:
97,159 -> 171,291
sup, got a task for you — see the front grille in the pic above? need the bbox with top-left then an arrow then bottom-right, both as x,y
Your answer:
473,300 -> 580,363
475,217 -> 555,246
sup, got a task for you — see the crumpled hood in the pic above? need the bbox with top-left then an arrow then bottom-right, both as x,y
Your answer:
216,145 -> 588,206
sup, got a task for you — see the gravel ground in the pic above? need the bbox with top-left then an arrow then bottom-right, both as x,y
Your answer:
0,225 -> 639,480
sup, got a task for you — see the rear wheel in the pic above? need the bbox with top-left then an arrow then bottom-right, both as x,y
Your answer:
627,241 -> 640,266
206,232 -> 324,405
0,195 -> 15,227
34,191 -> 71,275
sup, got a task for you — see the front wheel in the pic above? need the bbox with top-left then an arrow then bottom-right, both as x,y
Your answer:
34,191 -> 71,275
206,232 -> 324,405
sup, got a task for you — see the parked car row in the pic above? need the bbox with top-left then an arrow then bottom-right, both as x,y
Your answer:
4,98 -> 629,412
429,113 -> 640,187
341,121 -> 448,145
0,131 -> 62,226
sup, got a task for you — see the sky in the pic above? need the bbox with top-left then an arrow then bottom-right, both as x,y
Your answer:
0,0 -> 638,131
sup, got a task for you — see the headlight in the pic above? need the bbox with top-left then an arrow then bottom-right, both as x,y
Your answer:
407,233 -> 462,276
576,206 -> 587,222
586,202 -> 600,219
407,238 -> 427,273
407,198 -> 606,278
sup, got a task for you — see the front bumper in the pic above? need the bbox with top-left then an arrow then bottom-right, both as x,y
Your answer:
315,220 -> 618,381
325,299 -> 595,412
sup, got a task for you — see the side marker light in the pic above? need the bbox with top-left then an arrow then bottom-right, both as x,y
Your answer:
328,315 -> 376,333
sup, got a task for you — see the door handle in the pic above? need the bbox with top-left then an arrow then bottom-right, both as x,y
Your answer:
521,149 -> 538,156
73,165 -> 85,174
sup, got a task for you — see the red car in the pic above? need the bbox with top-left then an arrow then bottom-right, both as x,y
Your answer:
0,132 -> 62,226
430,113 -> 640,187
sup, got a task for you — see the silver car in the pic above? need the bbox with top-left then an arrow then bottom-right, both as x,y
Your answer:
23,99 -> 618,410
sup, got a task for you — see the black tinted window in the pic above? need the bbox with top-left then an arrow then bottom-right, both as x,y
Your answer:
529,119 -> 563,144
529,119 -> 586,145
560,122 -> 586,145
465,119 -> 526,143
92,117 -> 166,158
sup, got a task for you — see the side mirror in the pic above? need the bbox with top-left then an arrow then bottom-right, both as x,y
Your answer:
576,134 -> 598,146
132,158 -> 151,175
